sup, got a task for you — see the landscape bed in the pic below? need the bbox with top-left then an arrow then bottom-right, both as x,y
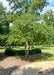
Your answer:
0,46 -> 54,62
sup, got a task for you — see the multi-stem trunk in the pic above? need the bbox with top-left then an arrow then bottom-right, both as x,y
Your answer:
24,43 -> 27,58
49,37 -> 52,47
24,42 -> 29,59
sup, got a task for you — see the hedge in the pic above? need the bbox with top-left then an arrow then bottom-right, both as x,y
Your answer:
29,48 -> 42,55
5,47 -> 42,56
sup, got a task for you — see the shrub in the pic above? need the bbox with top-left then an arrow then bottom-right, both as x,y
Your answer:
16,50 -> 25,55
5,47 -> 25,56
29,48 -> 42,55
5,47 -> 16,56
5,47 -> 42,56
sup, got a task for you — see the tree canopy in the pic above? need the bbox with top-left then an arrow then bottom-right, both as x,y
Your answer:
42,10 -> 54,38
6,0 -> 49,14
0,2 -> 9,46
6,13 -> 53,46
42,10 -> 54,46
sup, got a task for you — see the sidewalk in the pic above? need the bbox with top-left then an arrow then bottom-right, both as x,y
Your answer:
11,61 -> 54,75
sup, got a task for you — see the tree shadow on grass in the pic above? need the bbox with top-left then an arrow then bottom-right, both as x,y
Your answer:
0,66 -> 19,75
35,53 -> 53,62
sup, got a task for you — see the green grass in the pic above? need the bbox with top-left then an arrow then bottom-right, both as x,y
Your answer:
13,47 -> 24,50
34,47 -> 54,62
0,47 -> 24,51
0,48 -> 5,51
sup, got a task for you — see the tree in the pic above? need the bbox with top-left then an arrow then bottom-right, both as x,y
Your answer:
42,10 -> 54,47
0,2 -> 6,18
7,13 -> 52,58
0,2 -> 9,34
0,2 -> 9,46
7,13 -> 39,58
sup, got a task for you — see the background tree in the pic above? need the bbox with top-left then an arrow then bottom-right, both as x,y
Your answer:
42,10 -> 54,47
0,2 -> 9,46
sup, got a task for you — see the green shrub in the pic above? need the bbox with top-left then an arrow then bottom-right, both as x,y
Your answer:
29,48 -> 42,55
5,47 -> 42,56
16,50 -> 25,55
5,47 -> 16,56
5,47 -> 25,56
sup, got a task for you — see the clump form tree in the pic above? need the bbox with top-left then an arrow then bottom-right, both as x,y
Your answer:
7,13 -> 52,58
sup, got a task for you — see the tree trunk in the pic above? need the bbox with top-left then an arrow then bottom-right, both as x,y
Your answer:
24,42 -> 29,59
24,43 -> 27,58
27,44 -> 30,58
49,37 -> 52,47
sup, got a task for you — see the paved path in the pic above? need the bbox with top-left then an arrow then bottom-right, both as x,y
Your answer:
11,61 -> 54,75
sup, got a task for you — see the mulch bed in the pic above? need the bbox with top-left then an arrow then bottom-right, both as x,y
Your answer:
0,50 -> 47,62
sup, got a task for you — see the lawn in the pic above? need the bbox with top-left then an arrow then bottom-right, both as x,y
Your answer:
34,46 -> 54,62
0,48 -> 5,51
0,46 -> 24,51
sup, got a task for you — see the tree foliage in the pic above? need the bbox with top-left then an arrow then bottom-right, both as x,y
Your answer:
42,10 -> 54,46
6,0 -> 49,14
7,13 -> 52,46
42,10 -> 54,38
42,10 -> 54,27
0,2 -> 9,46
